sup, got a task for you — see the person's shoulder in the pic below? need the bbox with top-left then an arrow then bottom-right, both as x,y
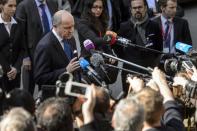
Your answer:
120,20 -> 133,28
151,15 -> 161,22
37,32 -> 55,47
148,19 -> 160,28
174,16 -> 189,23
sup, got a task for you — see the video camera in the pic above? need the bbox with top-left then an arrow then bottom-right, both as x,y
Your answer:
163,54 -> 197,74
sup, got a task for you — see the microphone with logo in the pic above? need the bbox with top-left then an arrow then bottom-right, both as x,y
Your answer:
175,42 -> 197,56
103,31 -> 132,47
83,39 -> 96,54
79,58 -> 103,86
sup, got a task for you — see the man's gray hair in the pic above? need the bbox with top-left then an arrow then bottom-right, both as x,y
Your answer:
52,12 -> 63,27
0,107 -> 37,131
113,97 -> 144,131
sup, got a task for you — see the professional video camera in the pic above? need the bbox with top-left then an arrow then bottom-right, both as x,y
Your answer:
163,54 -> 197,74
161,42 -> 197,74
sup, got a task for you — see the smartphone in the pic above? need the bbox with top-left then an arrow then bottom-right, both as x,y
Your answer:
65,81 -> 90,98
182,61 -> 194,70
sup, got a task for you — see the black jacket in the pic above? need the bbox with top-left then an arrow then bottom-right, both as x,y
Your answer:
116,19 -> 163,73
153,16 -> 192,46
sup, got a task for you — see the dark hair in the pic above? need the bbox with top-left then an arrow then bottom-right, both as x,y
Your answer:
0,0 -> 8,5
130,0 -> 148,7
158,0 -> 177,7
94,87 -> 110,113
81,0 -> 108,36
4,89 -> 35,115
36,97 -> 73,131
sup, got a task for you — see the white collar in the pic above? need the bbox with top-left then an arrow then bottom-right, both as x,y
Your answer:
52,28 -> 63,42
161,14 -> 173,25
0,14 -> 17,24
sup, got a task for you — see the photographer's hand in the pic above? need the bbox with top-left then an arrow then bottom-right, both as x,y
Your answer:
82,84 -> 96,124
127,76 -> 144,94
152,67 -> 174,103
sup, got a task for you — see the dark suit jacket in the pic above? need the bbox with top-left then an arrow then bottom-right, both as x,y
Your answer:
0,21 -> 25,91
0,23 -> 25,73
77,19 -> 118,84
116,19 -> 163,72
15,0 -> 58,58
153,16 -> 192,46
34,31 -> 77,86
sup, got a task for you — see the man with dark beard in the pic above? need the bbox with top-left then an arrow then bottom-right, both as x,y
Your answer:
114,0 -> 163,94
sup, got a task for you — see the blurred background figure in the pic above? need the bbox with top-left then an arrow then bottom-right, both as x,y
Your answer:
0,0 -> 25,93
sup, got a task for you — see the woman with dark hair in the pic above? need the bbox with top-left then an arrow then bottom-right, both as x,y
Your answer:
0,0 -> 25,92
77,0 -> 109,56
77,0 -> 118,85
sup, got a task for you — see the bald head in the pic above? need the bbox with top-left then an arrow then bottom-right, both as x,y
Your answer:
53,10 -> 75,39
53,10 -> 74,27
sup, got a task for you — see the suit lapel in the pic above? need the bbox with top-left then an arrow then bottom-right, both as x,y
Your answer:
46,0 -> 58,15
173,18 -> 178,43
31,0 -> 43,31
50,33 -> 69,62
0,24 -> 9,38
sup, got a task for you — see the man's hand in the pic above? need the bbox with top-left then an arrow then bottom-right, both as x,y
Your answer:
108,58 -> 116,64
127,76 -> 144,94
7,67 -> 17,80
23,57 -> 31,70
66,57 -> 80,73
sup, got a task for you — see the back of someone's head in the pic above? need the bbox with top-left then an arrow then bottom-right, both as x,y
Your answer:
0,107 -> 37,131
36,97 -> 73,131
94,87 -> 110,114
135,88 -> 164,125
4,88 -> 35,115
112,97 -> 144,131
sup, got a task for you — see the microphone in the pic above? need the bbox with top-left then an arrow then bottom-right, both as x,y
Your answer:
79,58 -> 100,79
103,31 -> 131,47
90,53 -> 111,81
83,39 -> 96,53
175,42 -> 192,54
90,53 -> 105,67
82,39 -> 153,73
79,58 -> 103,86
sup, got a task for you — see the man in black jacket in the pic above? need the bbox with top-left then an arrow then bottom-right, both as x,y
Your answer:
15,0 -> 58,94
115,0 -> 163,94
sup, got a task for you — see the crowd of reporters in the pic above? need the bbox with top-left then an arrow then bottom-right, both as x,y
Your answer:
0,0 -> 197,130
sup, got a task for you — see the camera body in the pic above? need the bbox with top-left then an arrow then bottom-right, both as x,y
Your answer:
56,72 -> 90,98
163,54 -> 197,74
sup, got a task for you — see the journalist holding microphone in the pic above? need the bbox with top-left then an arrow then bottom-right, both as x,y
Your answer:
33,10 -> 80,100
